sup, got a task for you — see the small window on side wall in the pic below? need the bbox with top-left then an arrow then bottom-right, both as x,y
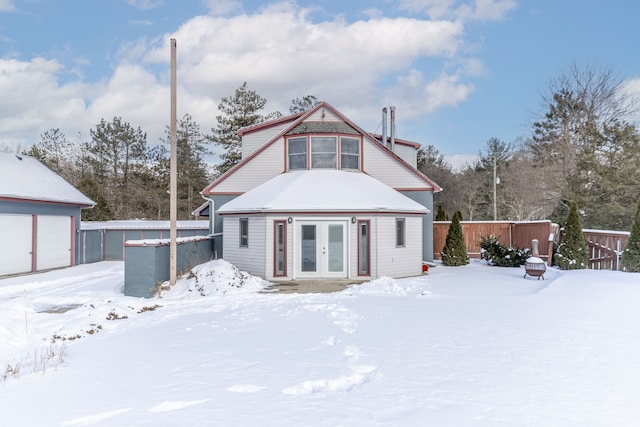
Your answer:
239,218 -> 249,247
395,218 -> 405,247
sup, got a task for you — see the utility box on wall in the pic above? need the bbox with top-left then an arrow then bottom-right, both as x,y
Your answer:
124,236 -> 214,298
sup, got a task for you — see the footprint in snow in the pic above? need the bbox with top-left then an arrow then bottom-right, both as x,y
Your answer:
281,365 -> 378,395
226,384 -> 267,393
148,399 -> 209,412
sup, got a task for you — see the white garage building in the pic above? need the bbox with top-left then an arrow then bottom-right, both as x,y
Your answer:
0,152 -> 94,277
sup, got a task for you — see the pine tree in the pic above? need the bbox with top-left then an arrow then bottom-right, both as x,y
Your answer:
77,177 -> 114,221
435,204 -> 448,221
441,213 -> 468,266
554,200 -> 589,269
622,198 -> 640,272
210,82 -> 281,174
289,95 -> 320,113
173,114 -> 211,219
85,117 -> 148,218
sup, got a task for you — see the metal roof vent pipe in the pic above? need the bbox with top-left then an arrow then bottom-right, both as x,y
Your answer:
390,105 -> 396,152
381,107 -> 388,147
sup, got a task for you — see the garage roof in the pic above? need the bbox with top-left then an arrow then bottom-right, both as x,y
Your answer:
0,152 -> 94,206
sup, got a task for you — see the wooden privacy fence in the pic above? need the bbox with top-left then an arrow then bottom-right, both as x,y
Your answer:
434,222 -> 631,271
434,221 -> 555,261
581,229 -> 630,271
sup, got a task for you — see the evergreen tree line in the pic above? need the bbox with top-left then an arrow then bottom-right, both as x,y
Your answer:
16,64 -> 639,231
23,114 -> 211,221
20,83 -> 319,221
421,63 -> 640,232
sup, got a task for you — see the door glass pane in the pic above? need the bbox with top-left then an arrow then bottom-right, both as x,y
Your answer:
301,224 -> 316,272
359,222 -> 369,275
327,224 -> 344,272
275,222 -> 285,276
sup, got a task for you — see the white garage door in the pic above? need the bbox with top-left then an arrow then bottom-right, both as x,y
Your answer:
0,214 -> 33,276
37,215 -> 72,271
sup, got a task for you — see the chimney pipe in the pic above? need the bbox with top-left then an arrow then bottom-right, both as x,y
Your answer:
381,107 -> 388,146
531,239 -> 539,257
390,105 -> 396,152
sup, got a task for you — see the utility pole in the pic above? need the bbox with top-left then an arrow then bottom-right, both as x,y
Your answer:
169,38 -> 177,286
493,153 -> 497,221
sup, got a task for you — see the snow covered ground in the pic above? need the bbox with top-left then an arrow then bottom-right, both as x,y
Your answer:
1,259 -> 640,426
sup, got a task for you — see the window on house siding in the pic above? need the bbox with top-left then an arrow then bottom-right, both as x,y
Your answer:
311,136 -> 337,168
396,218 -> 405,247
239,218 -> 249,247
358,220 -> 370,275
340,137 -> 360,170
288,137 -> 307,170
274,220 -> 287,276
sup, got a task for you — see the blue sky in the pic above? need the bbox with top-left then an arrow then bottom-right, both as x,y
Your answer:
1,0 -> 639,167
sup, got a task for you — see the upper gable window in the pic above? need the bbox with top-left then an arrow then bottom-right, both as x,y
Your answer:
340,137 -> 360,170
311,137 -> 337,169
286,135 -> 361,171
288,137 -> 307,170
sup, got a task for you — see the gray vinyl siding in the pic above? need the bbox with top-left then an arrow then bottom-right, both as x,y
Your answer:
401,190 -> 434,262
222,216 -> 267,278
363,141 -> 428,189
375,216 -> 423,278
393,144 -> 417,168
211,141 -> 284,193
305,109 -> 341,122
241,124 -> 292,159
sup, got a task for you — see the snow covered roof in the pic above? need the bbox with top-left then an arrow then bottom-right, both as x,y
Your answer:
218,170 -> 429,214
81,220 -> 209,230
0,152 -> 94,206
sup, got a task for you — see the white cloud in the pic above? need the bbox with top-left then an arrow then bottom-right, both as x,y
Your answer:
0,58 -> 88,149
472,0 -> 517,21
0,1 -> 499,155
141,3 -> 465,128
126,0 -> 164,10
396,70 -> 475,115
396,0 -> 516,21
620,77 -> 640,124
445,153 -> 479,171
202,0 -> 242,16
0,0 -> 15,12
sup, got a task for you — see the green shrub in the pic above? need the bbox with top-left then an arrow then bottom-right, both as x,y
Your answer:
441,213 -> 468,266
480,235 -> 530,267
554,201 -> 589,270
435,204 -> 448,221
622,198 -> 640,272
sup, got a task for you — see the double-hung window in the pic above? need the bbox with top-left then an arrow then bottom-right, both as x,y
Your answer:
311,137 -> 337,168
395,218 -> 405,247
239,218 -> 249,247
288,137 -> 307,170
340,137 -> 360,170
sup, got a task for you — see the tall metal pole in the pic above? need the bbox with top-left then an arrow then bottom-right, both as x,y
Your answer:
493,153 -> 497,221
169,38 -> 177,286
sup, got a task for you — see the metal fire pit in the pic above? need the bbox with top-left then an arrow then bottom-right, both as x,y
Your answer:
524,256 -> 546,280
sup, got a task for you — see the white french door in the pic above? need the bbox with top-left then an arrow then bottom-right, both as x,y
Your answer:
295,220 -> 347,278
